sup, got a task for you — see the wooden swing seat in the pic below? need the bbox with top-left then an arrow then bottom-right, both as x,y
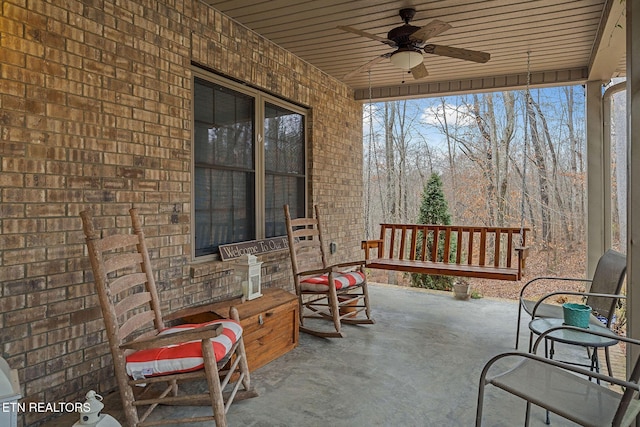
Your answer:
362,224 -> 529,281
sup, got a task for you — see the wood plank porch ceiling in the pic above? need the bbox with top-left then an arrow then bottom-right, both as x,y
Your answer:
204,0 -> 626,101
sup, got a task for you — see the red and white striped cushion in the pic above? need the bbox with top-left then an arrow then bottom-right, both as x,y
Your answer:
300,271 -> 365,291
125,319 -> 242,377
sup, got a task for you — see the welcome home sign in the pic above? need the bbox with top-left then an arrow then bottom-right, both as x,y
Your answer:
219,236 -> 291,261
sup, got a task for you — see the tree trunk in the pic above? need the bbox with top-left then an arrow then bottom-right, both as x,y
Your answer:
472,93 -> 496,225
531,97 -> 571,244
441,97 -> 457,222
385,103 -> 396,220
527,92 -> 552,247
497,91 -> 515,227
564,86 -> 586,242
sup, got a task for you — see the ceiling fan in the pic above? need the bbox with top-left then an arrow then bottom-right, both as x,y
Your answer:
338,8 -> 490,80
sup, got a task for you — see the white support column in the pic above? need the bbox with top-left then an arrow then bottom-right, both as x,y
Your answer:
586,80 -> 605,278
627,0 -> 640,381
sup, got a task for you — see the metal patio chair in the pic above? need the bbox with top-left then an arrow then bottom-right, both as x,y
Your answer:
477,325 -> 640,427
515,249 -> 626,375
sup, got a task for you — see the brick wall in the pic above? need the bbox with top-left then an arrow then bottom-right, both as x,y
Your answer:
0,1 -> 363,425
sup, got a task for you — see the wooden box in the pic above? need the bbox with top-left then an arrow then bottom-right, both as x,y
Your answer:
168,288 -> 299,372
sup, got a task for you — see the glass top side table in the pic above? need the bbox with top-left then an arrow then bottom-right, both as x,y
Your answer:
528,317 -> 619,373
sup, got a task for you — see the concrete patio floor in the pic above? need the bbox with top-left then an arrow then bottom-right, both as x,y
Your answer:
47,283 -> 620,426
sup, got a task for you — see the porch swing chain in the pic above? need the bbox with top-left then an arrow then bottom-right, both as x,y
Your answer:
519,51 -> 531,246
365,69 -> 374,239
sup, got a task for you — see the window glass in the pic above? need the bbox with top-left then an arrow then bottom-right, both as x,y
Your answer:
193,75 -> 306,257
264,103 -> 305,237
194,78 -> 255,256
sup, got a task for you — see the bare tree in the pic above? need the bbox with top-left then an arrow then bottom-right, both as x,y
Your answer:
564,86 -> 586,241
465,92 -> 515,226
527,91 -> 552,247
530,97 -> 571,242
363,87 -> 587,260
384,102 -> 397,221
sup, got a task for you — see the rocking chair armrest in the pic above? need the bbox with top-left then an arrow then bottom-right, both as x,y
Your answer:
297,267 -> 333,277
297,261 -> 366,278
120,323 -> 223,351
328,260 -> 366,270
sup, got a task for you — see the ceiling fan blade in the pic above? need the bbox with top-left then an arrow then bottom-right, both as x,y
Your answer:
337,25 -> 397,47
342,54 -> 391,79
409,19 -> 452,43
410,62 -> 429,79
423,44 -> 491,63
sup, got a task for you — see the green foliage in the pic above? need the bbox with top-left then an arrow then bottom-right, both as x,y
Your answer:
411,173 -> 456,291
470,290 -> 483,299
417,173 -> 451,225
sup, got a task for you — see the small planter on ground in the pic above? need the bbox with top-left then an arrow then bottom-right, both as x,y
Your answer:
453,279 -> 472,300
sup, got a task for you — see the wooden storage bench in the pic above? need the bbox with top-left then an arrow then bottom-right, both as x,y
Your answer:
166,288 -> 299,372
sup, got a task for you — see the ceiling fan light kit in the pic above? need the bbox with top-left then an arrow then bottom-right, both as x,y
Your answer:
390,48 -> 423,70
339,7 -> 490,80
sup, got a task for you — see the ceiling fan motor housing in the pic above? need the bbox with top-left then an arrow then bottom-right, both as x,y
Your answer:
387,24 -> 421,46
388,8 -> 420,47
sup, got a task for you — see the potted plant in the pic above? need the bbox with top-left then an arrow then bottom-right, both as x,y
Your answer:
453,279 -> 472,300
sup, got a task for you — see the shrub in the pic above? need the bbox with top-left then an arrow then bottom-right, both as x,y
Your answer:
411,173 -> 456,290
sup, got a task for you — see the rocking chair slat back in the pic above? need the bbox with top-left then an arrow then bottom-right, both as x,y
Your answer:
95,233 -> 139,252
286,207 -> 328,277
110,272 -> 148,296
103,252 -> 143,275
81,210 -> 164,344
115,292 -> 152,319
118,311 -> 158,343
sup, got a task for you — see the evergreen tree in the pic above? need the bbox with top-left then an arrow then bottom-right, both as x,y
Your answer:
411,173 -> 456,290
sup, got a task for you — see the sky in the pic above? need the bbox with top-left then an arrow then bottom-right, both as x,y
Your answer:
363,85 -> 586,156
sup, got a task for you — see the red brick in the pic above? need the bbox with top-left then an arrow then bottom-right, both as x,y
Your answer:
4,248 -> 46,265
30,315 -> 71,336
25,365 -> 65,395
0,265 -> 25,282
46,271 -> 84,289
4,306 -> 46,327
26,259 -> 67,277
0,234 -> 24,250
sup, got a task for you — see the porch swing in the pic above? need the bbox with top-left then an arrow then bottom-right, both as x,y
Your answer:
362,55 -> 533,282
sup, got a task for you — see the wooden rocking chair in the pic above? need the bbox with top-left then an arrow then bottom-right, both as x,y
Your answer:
80,209 -> 256,427
284,204 -> 374,338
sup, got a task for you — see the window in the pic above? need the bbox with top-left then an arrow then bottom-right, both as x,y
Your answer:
264,102 -> 305,238
193,72 -> 306,258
